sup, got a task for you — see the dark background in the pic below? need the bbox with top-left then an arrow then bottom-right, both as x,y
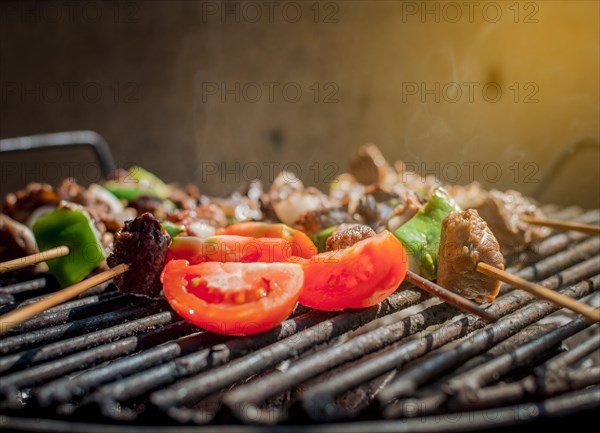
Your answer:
1,0 -> 598,207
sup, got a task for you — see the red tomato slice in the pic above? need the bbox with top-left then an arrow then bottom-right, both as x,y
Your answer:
167,235 -> 293,264
295,231 -> 407,311
161,260 -> 304,336
216,222 -> 317,259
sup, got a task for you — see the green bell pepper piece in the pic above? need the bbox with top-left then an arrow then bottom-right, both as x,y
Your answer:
105,166 -> 170,201
161,221 -> 185,238
312,225 -> 338,253
393,187 -> 460,280
32,207 -> 106,287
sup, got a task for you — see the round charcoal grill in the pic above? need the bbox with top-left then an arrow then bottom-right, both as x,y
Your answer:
0,134 -> 599,432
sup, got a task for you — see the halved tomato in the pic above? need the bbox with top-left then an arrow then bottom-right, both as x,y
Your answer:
167,235 -> 293,264
216,222 -> 317,258
161,260 -> 304,336
295,231 -> 407,310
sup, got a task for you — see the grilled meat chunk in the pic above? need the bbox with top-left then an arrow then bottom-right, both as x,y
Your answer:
474,190 -> 550,253
107,213 -> 170,298
3,183 -> 63,223
349,143 -> 392,185
130,195 -> 172,220
0,214 -> 38,269
326,224 -> 376,251
3,179 -> 131,233
437,209 -> 504,303
168,184 -> 200,210
294,207 -> 356,237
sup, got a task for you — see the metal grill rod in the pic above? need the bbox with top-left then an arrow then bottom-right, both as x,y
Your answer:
296,273 -> 598,422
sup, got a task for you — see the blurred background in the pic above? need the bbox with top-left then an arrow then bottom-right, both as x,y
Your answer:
1,0 -> 598,207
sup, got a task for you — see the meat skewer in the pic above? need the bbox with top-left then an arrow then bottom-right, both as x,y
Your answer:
1,148 -> 597,335
0,203 -> 107,288
0,213 -> 170,335
321,223 -> 495,322
438,209 -> 599,323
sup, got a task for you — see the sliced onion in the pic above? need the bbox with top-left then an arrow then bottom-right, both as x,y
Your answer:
87,184 -> 124,214
25,206 -> 56,229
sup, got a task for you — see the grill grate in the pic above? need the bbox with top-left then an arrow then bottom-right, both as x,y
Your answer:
0,206 -> 598,431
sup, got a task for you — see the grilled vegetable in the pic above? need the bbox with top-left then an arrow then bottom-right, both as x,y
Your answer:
162,260 -> 304,336
161,221 -> 185,238
312,225 -> 338,253
294,230 -> 407,311
216,222 -> 317,258
167,235 -> 295,264
393,187 -> 460,280
104,166 -> 170,201
32,205 -> 105,287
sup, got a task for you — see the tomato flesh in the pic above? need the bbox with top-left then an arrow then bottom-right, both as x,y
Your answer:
296,231 -> 407,310
161,260 -> 304,336
216,222 -> 317,258
167,235 -> 294,264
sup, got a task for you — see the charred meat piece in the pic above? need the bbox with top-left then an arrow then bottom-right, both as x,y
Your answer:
326,224 -> 376,251
85,183 -> 132,233
353,194 -> 398,227
3,183 -> 62,223
3,179 -> 131,234
437,209 -> 504,303
349,143 -> 392,185
59,179 -> 132,234
0,214 -> 39,269
57,178 -> 88,205
294,207 -> 356,237
475,190 -> 550,253
130,195 -> 172,220
168,184 -> 200,210
107,213 -> 171,298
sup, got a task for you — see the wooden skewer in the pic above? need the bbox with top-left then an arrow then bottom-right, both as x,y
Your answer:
0,264 -> 129,335
477,262 -> 599,323
0,246 -> 70,274
405,271 -> 497,323
521,215 -> 600,235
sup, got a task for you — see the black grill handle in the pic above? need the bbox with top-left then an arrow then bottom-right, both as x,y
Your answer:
0,131 -> 116,179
